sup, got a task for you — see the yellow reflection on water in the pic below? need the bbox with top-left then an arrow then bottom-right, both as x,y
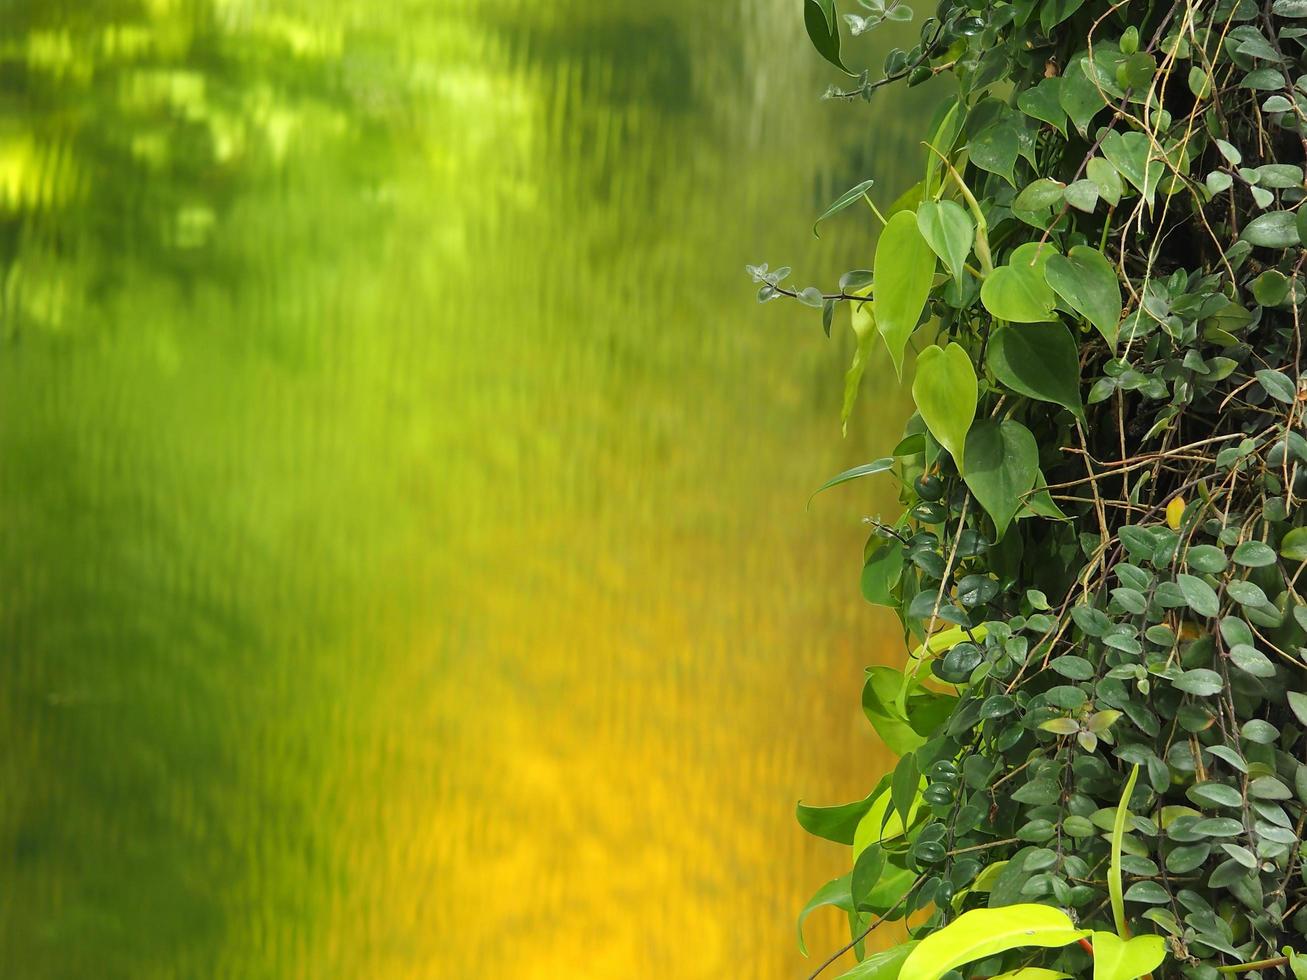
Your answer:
0,1 -> 936,976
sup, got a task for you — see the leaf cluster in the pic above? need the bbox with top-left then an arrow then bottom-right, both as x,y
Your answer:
765,2 -> 1307,979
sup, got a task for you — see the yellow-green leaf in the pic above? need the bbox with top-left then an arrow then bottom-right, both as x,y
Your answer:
912,343 -> 977,470
917,200 -> 974,282
875,210 -> 937,378
992,970 -> 1070,980
834,942 -> 919,980
842,294 -> 877,434
1110,764 -> 1140,937
981,241 -> 1058,322
1091,931 -> 1167,980
898,905 -> 1090,980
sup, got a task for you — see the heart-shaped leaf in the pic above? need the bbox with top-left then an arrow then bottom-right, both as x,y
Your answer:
1101,130 -> 1162,208
917,199 -> 974,281
875,210 -> 937,378
986,322 -> 1084,418
912,343 -> 977,470
963,419 -> 1039,536
1090,931 -> 1167,980
981,242 -> 1058,322
1045,245 -> 1123,348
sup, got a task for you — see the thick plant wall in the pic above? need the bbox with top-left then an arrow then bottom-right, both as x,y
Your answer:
758,1 -> 1307,979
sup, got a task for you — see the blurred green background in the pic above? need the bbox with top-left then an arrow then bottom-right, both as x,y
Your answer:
0,0 -> 934,976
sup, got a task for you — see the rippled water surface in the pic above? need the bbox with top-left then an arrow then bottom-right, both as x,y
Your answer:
0,1 -> 935,976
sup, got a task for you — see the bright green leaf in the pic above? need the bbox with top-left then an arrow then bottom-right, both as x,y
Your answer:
843,296 -> 877,434
833,942 -> 919,980
913,343 -> 977,469
1087,157 -> 1124,206
1091,932 -> 1167,980
917,200 -> 974,281
874,210 -> 936,378
898,905 -> 1089,980
982,242 -> 1058,322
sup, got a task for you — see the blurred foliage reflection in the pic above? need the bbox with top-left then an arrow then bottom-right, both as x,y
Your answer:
0,0 -> 931,976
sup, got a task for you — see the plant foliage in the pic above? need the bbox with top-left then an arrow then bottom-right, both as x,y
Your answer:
755,1 -> 1307,978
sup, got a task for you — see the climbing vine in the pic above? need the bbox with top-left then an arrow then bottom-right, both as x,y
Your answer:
756,1 -> 1307,979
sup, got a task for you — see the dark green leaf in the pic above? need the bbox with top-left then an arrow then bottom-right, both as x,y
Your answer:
986,322 -> 1083,417
1044,245 -> 1123,348
963,419 -> 1040,537
1176,574 -> 1220,618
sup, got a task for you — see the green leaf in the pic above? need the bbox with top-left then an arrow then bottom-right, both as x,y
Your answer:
1242,211 -> 1300,248
1232,540 -> 1276,567
1044,245 -> 1123,348
1101,130 -> 1161,208
962,419 -> 1039,537
862,537 -> 905,607
804,0 -> 853,74
1176,574 -> 1220,617
1041,0 -> 1085,30
812,458 -> 896,502
796,792 -> 877,845
843,296 -> 877,434
916,200 -> 974,281
1173,668 -> 1223,696
898,905 -> 1089,980
1015,178 -> 1067,211
797,874 -> 852,956
891,752 -> 920,824
874,210 -> 937,378
815,179 -> 875,237
970,122 -> 1021,186
1256,369 -> 1297,403
986,322 -> 1083,417
1110,764 -> 1139,936
913,343 -> 977,469
1187,781 -> 1244,808
1281,527 -> 1307,561
1091,932 -> 1167,980
1017,77 -> 1068,136
1065,179 -> 1099,212
833,942 -> 918,980
1060,57 -> 1109,135
1087,157 -> 1124,206
981,242 -> 1058,322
